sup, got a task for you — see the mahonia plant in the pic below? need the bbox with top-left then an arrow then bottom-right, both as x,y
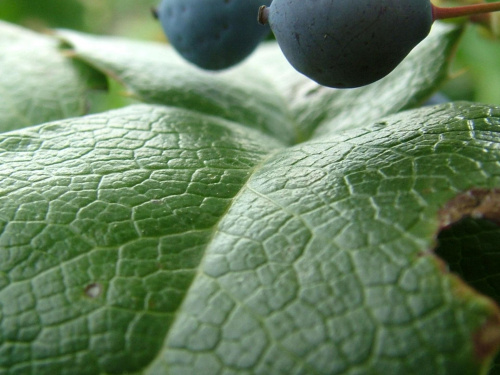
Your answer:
1,1 -> 500,375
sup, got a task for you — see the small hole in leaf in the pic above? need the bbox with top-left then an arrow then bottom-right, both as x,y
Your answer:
435,217 -> 500,302
434,189 -> 500,367
435,189 -> 500,303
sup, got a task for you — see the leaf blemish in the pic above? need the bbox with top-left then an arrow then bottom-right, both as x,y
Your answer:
473,315 -> 500,361
438,188 -> 500,229
84,283 -> 103,298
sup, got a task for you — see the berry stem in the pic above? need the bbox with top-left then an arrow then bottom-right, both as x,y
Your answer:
258,5 -> 269,25
432,1 -> 500,20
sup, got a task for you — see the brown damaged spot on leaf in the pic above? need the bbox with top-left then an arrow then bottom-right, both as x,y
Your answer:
438,188 -> 500,229
474,314 -> 500,361
446,272 -> 500,362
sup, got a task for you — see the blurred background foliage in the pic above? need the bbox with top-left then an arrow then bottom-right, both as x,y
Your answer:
0,0 -> 163,41
0,0 -> 499,105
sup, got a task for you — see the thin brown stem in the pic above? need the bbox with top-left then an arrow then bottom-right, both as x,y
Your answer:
258,5 -> 270,25
432,2 -> 500,20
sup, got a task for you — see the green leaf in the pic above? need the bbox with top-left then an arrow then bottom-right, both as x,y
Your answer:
57,21 -> 462,143
0,21 -> 106,132
1,102 -> 500,374
0,104 -> 283,373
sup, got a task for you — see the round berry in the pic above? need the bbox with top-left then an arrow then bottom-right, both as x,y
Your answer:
157,0 -> 272,70
258,0 -> 500,88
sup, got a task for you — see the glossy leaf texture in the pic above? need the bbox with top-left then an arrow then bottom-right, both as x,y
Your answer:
1,21 -> 500,375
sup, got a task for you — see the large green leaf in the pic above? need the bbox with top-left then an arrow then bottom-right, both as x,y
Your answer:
1,20 -> 500,375
0,21 -> 106,132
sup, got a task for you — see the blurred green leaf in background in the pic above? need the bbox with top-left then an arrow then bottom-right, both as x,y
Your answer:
0,0 -> 162,40
0,0 -> 86,31
446,27 -> 500,105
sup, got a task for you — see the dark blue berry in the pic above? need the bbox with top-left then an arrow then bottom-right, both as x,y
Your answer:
157,0 -> 272,70
258,0 -> 500,88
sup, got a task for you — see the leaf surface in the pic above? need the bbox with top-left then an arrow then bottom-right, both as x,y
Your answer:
1,103 -> 500,374
145,102 -> 500,375
0,104 -> 283,373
